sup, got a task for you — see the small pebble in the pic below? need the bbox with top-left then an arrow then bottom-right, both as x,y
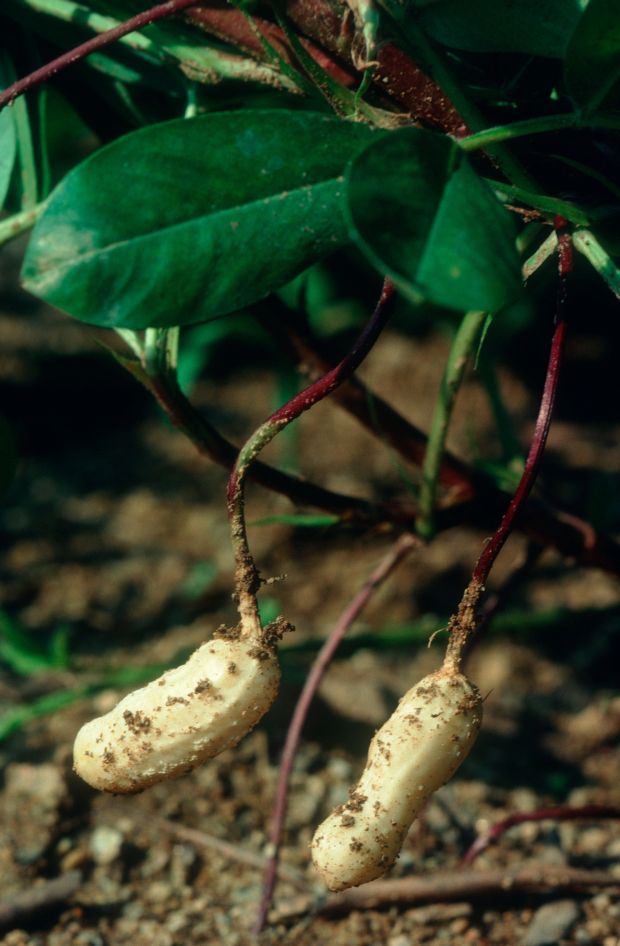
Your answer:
522,900 -> 579,946
89,826 -> 123,865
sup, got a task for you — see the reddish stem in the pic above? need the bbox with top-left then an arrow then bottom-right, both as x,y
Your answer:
0,0 -> 200,111
471,219 -> 573,588
226,279 -> 395,629
445,219 -> 573,670
462,804 -> 620,866
254,531 -> 417,933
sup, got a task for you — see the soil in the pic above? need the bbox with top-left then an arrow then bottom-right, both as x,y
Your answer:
1,241 -> 619,945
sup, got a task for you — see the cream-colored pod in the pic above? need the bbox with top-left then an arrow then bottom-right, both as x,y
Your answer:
73,633 -> 279,794
311,667 -> 482,891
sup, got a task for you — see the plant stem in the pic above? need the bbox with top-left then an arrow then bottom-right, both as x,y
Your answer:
444,218 -> 573,672
490,181 -> 589,226
227,278 -> 395,634
573,229 -> 620,300
138,367 -> 388,524
417,310 -> 487,539
0,202 -> 44,246
462,804 -> 620,866
377,3 -> 537,189
0,0 -> 201,111
460,113 -> 620,153
256,298 -> 620,576
477,360 -> 523,465
254,531 -> 417,933
16,0 -> 156,54
522,231 -> 559,280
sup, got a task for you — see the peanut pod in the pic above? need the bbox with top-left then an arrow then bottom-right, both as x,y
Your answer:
311,667 -> 482,890
73,633 -> 279,794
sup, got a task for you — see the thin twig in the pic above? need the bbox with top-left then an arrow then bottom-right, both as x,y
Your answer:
0,871 -> 82,931
254,531 -> 418,933
444,217 -> 573,671
121,812 -> 309,890
462,804 -> 620,866
417,310 -> 487,539
273,864 -> 620,921
0,0 -> 201,111
226,278 -> 395,633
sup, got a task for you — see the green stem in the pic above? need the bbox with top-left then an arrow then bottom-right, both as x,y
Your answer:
573,230 -> 620,300
417,309 -> 487,539
460,113 -> 620,153
0,202 -> 44,246
477,360 -> 523,465
14,0 -> 155,53
522,231 -> 558,280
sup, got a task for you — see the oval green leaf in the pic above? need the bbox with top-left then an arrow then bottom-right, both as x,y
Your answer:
22,110 -> 379,329
345,127 -> 521,313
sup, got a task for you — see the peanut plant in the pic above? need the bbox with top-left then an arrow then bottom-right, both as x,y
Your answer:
1,0 -> 620,930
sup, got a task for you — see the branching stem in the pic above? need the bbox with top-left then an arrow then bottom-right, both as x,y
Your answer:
227,278 -> 395,633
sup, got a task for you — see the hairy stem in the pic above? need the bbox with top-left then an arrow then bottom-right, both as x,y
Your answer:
254,531 -> 417,933
0,203 -> 44,246
462,804 -> 620,866
522,231 -> 559,280
0,0 -> 201,111
227,279 -> 395,634
417,310 -> 487,539
444,218 -> 573,672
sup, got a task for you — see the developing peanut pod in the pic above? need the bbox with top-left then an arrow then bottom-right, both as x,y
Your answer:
73,631 -> 279,793
311,667 -> 482,891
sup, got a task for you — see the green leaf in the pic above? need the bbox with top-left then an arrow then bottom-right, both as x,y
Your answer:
249,513 -> 340,527
0,50 -> 39,209
22,110 -> 379,329
412,0 -> 582,57
0,611 -> 70,676
0,98 -> 16,211
565,0 -> 620,111
0,55 -> 18,209
346,127 -> 521,312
